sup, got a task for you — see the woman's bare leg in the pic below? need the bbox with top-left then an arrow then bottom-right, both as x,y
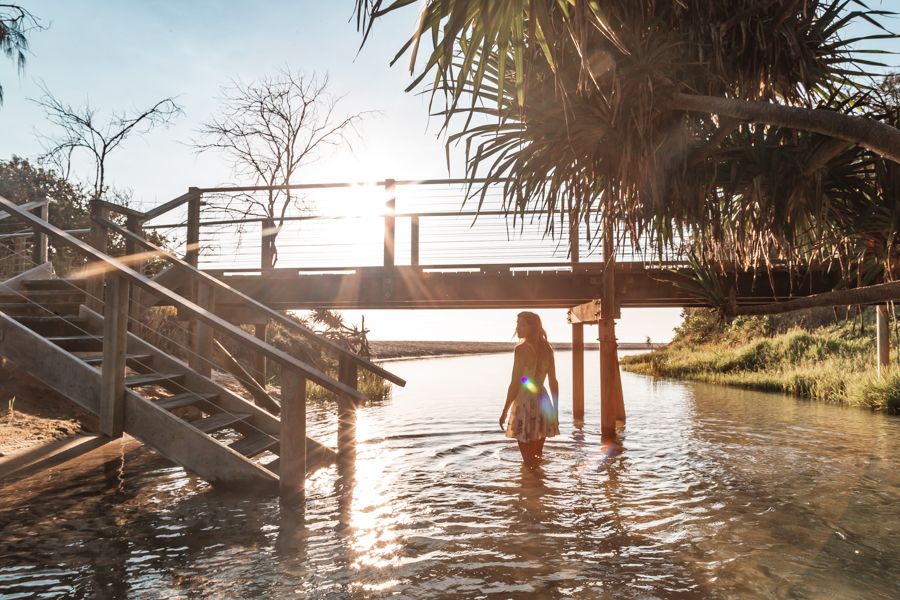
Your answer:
518,441 -> 539,468
535,437 -> 546,459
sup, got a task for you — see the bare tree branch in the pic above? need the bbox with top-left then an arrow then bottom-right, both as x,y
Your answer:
195,69 -> 372,267
32,84 -> 182,202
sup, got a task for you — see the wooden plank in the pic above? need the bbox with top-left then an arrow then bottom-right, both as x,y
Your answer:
191,411 -> 251,434
0,262 -> 53,292
229,433 -> 277,458
568,300 -> 600,324
0,434 -> 109,483
124,372 -> 184,388
78,305 -> 336,467
94,199 -> 147,221
156,392 -> 217,411
0,313 -> 101,414
572,323 -> 584,422
337,355 -> 357,462
212,337 -> 280,414
0,196 -> 375,402
100,275 -> 129,437
46,335 -> 104,351
190,282 -> 214,377
32,201 -> 49,265
280,371 -> 306,502
123,389 -> 277,488
877,304 -> 890,376
97,216 -> 405,386
142,190 -> 195,221
383,179 -> 396,269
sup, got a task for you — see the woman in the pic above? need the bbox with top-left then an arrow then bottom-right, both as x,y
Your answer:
499,311 -> 560,467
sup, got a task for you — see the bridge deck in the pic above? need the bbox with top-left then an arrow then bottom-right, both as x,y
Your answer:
203,264 -> 839,311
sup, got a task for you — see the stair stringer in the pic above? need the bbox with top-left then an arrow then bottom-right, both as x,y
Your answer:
121,388 -> 277,489
0,312 -> 100,414
0,312 -> 278,488
0,262 -> 54,294
78,305 -> 338,469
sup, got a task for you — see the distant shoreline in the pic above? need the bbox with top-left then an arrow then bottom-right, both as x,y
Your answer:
368,340 -> 665,360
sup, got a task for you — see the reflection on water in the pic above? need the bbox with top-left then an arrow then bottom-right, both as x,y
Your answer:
1,352 -> 899,599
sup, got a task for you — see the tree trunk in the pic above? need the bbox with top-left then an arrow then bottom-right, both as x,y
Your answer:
670,93 -> 900,165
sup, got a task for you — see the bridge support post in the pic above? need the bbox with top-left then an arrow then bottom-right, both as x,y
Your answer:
100,274 -> 129,438
599,223 -> 623,439
338,355 -> 358,463
599,317 -> 619,438
877,304 -> 890,376
280,370 -> 307,503
572,322 -> 584,422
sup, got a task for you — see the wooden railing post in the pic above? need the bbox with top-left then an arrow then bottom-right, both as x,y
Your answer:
184,188 -> 210,374
280,370 -> 307,502
877,304 -> 890,376
87,201 -> 109,312
31,200 -> 49,265
568,205 -> 580,265
100,273 -> 130,438
410,215 -> 419,267
185,188 -> 201,267
190,282 -> 214,377
383,179 -> 396,269
126,215 -> 144,331
337,355 -> 358,462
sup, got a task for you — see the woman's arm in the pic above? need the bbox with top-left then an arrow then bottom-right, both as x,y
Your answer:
548,349 -> 560,408
500,344 -> 532,430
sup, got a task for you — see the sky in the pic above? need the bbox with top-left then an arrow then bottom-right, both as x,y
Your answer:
2,2 -> 897,343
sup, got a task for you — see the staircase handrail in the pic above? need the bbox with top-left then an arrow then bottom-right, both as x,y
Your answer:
96,214 -> 406,386
0,194 -> 374,403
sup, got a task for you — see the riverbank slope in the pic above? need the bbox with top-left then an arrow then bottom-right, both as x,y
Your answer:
621,307 -> 900,413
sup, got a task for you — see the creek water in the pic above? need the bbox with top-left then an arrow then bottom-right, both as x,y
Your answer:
1,351 -> 898,599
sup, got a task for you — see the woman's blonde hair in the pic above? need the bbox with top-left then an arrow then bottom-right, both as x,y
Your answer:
517,311 -> 552,358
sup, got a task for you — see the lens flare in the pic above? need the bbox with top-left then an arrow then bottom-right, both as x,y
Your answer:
520,376 -> 538,393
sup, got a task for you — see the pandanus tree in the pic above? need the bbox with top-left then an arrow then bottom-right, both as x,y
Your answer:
354,0 -> 900,309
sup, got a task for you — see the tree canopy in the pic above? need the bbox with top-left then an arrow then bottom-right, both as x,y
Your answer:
356,0 -> 900,295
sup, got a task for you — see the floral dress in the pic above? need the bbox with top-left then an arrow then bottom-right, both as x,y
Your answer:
505,344 -> 560,442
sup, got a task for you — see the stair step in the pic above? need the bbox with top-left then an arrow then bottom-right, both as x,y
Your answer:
191,412 -> 252,434
46,335 -> 103,351
156,392 -> 218,411
125,372 -> 184,388
81,353 -> 154,367
228,433 -> 278,458
0,303 -> 81,317
13,316 -> 89,335
20,278 -> 87,290
265,458 -> 280,474
0,290 -> 85,303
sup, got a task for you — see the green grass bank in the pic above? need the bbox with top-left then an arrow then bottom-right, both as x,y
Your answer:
621,307 -> 900,413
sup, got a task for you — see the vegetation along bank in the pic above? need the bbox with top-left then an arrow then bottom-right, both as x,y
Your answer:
621,307 -> 900,413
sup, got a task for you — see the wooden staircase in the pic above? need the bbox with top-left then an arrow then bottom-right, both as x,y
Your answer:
0,273 -> 342,488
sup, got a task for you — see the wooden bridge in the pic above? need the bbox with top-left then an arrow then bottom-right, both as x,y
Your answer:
0,179 -> 851,486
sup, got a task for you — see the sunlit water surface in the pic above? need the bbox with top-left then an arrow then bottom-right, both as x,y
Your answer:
1,351 -> 898,599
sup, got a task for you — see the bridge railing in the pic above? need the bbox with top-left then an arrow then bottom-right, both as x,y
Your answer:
139,179 -> 688,272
